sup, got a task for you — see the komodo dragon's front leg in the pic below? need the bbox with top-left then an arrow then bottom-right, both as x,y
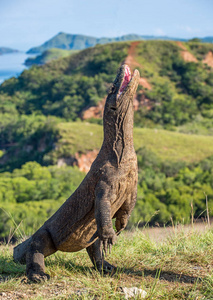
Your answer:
94,180 -> 117,254
114,187 -> 137,233
86,179 -> 137,273
86,180 -> 117,273
86,239 -> 116,274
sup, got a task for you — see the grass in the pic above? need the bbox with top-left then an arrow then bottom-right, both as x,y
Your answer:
54,122 -> 213,164
0,225 -> 213,299
133,128 -> 213,163
25,48 -> 78,66
56,122 -> 103,156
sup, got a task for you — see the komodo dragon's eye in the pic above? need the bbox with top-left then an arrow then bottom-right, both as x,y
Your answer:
108,84 -> 117,94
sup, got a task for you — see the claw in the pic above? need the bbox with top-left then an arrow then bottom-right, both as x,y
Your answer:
103,239 -> 108,256
108,242 -> 112,254
27,272 -> 50,283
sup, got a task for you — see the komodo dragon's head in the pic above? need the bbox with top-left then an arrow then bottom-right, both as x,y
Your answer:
104,64 -> 139,116
103,64 -> 140,162
104,64 -> 139,132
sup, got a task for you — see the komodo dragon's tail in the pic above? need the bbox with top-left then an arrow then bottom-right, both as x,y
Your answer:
13,237 -> 32,264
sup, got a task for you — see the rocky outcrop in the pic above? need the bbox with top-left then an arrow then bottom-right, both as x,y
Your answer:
139,77 -> 152,90
75,149 -> 99,172
181,51 -> 197,63
203,51 -> 213,68
57,149 -> 99,173
176,41 -> 198,63
81,99 -> 105,120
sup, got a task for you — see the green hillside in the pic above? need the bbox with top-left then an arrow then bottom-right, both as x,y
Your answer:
27,32 -> 98,53
0,42 -> 129,120
1,121 -> 213,238
1,40 -> 213,130
27,32 -> 187,54
27,32 -> 143,54
1,40 -> 213,239
202,36 -> 213,43
24,48 -> 78,66
2,119 -> 213,172
26,32 -> 213,55
54,122 -> 213,163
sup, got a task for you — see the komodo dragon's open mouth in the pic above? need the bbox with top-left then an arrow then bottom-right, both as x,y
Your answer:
119,65 -> 132,95
117,64 -> 139,100
106,64 -> 139,112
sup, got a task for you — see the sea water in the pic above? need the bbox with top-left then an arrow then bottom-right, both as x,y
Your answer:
0,52 -> 33,84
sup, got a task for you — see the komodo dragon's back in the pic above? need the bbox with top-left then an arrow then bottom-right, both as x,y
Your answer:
13,64 -> 140,282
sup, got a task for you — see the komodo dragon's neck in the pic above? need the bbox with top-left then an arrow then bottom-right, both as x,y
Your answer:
100,65 -> 140,166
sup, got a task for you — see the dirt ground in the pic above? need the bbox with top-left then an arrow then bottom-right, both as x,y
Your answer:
142,220 -> 212,243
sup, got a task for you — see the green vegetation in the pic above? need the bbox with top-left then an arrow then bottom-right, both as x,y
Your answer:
1,40 -> 213,297
27,32 -> 144,54
1,40 -> 213,131
26,31 -> 213,55
49,122 -> 213,166
2,119 -> 213,170
1,124 -> 213,237
134,41 -> 213,128
188,42 -> 213,60
0,162 -> 84,238
24,48 -> 78,66
1,227 -> 213,299
132,148 -> 213,226
1,40 -> 213,239
28,32 -> 173,54
0,114 -> 60,171
1,42 -> 128,120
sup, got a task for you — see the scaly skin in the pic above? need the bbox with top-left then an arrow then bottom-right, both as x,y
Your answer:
13,64 -> 140,282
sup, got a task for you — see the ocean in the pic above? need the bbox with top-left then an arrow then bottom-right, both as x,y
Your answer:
0,52 -> 33,84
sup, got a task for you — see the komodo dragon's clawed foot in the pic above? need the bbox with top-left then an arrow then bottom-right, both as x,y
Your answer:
96,260 -> 117,275
27,270 -> 50,283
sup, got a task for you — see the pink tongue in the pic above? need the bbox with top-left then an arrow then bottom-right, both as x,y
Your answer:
119,65 -> 131,93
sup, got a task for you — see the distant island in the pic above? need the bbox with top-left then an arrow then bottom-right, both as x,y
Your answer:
27,32 -> 213,55
25,48 -> 77,66
0,47 -> 19,55
24,33 -> 213,67
27,32 -> 188,54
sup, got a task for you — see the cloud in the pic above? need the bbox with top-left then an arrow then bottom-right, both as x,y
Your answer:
155,28 -> 166,36
177,25 -> 201,34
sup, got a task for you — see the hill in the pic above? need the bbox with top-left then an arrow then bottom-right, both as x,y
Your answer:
1,40 -> 213,238
0,47 -> 19,55
27,32 -> 213,55
202,36 -> 213,43
55,122 -> 213,164
1,40 -> 213,130
24,48 -> 78,66
2,120 -> 213,171
27,32 -> 187,54
1,120 -> 213,238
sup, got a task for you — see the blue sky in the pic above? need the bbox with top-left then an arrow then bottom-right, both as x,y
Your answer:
0,0 -> 213,51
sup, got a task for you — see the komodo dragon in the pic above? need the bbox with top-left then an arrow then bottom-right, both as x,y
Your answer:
13,64 -> 140,282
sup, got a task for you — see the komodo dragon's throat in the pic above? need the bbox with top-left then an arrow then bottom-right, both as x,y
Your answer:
13,64 -> 140,282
